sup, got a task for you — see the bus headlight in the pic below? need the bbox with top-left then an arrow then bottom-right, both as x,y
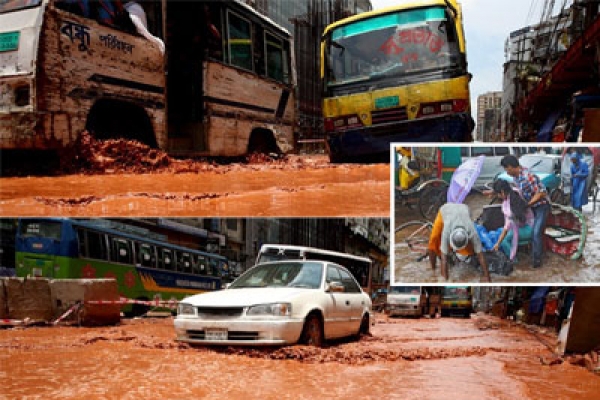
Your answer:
247,303 -> 291,317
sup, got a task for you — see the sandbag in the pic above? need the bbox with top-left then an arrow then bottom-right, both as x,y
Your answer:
478,251 -> 514,276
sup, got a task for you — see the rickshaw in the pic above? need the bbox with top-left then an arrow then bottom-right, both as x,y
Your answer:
394,147 -> 458,221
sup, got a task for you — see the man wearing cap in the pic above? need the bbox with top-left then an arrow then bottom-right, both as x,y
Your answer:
569,151 -> 589,212
428,203 -> 491,282
500,155 -> 550,268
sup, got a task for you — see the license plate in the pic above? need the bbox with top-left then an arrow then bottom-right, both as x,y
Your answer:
0,31 -> 20,52
375,95 -> 399,109
205,329 -> 227,341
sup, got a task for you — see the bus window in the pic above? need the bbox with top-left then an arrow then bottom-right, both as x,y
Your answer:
494,147 -> 510,156
160,248 -> 173,270
179,252 -> 192,273
84,230 -> 109,261
196,255 -> 208,275
190,254 -> 200,274
226,11 -> 253,71
209,258 -> 219,276
112,238 -> 132,264
77,228 -> 86,257
55,0 -> 135,32
265,32 -> 284,82
136,243 -> 155,267
472,147 -> 494,157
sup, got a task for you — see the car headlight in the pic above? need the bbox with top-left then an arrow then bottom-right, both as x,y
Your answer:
178,303 -> 196,316
247,303 -> 291,317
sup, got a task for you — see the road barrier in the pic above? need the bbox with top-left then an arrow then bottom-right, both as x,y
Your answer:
86,297 -> 179,309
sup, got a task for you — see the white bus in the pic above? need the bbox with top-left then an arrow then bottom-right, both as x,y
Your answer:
256,244 -> 373,293
0,0 -> 296,157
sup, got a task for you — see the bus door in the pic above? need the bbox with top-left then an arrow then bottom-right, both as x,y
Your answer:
166,0 -> 221,152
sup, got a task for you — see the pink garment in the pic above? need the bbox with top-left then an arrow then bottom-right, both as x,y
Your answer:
501,194 -> 534,260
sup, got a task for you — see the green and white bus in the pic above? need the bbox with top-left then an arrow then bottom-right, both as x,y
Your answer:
15,218 -> 228,314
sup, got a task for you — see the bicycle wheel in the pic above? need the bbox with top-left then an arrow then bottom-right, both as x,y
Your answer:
395,220 -> 432,261
419,184 -> 448,220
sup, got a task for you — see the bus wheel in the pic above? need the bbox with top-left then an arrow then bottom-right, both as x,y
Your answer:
248,129 -> 279,155
130,300 -> 150,318
86,99 -> 157,148
300,313 -> 324,347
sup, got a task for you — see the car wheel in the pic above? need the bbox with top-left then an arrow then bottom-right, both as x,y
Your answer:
359,313 -> 370,336
301,314 -> 324,347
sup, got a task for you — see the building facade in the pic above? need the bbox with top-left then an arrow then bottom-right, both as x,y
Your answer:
476,92 -> 502,142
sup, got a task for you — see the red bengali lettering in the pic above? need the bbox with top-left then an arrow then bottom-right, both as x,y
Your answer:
379,36 -> 404,55
412,28 -> 431,45
429,35 -> 444,53
398,30 -> 412,44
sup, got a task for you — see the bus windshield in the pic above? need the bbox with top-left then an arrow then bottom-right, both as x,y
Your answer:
443,287 -> 470,300
19,220 -> 62,241
0,0 -> 42,14
325,6 -> 460,88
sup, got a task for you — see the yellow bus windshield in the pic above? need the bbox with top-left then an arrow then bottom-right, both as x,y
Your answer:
325,6 -> 462,88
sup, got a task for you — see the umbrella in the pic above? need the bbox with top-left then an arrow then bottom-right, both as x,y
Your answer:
447,155 -> 485,204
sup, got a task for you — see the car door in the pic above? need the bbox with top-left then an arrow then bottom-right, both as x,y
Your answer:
338,267 -> 367,334
324,265 -> 353,338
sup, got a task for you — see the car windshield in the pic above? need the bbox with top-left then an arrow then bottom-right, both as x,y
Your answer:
229,262 -> 323,289
389,286 -> 420,294
325,6 -> 460,87
520,156 -> 554,173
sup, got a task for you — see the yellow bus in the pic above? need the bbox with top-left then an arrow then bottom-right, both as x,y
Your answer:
441,285 -> 472,318
321,0 -> 473,162
0,0 -> 296,157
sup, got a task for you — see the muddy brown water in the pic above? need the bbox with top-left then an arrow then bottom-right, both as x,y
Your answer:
394,192 -> 600,283
0,156 -> 390,217
1,315 -> 598,399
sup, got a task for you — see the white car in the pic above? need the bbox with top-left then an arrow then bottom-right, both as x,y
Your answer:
174,260 -> 372,346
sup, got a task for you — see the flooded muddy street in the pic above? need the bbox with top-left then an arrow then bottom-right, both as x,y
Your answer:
1,315 -> 599,399
394,192 -> 600,283
0,155 -> 389,217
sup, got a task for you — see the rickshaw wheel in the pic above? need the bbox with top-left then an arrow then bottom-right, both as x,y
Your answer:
550,188 -> 567,205
419,184 -> 448,220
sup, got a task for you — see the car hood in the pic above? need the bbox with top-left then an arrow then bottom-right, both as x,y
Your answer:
181,287 -> 317,307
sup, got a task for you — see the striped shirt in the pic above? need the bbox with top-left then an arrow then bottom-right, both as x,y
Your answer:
514,168 -> 548,208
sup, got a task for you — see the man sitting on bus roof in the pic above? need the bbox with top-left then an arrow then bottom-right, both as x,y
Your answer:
427,203 -> 491,282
